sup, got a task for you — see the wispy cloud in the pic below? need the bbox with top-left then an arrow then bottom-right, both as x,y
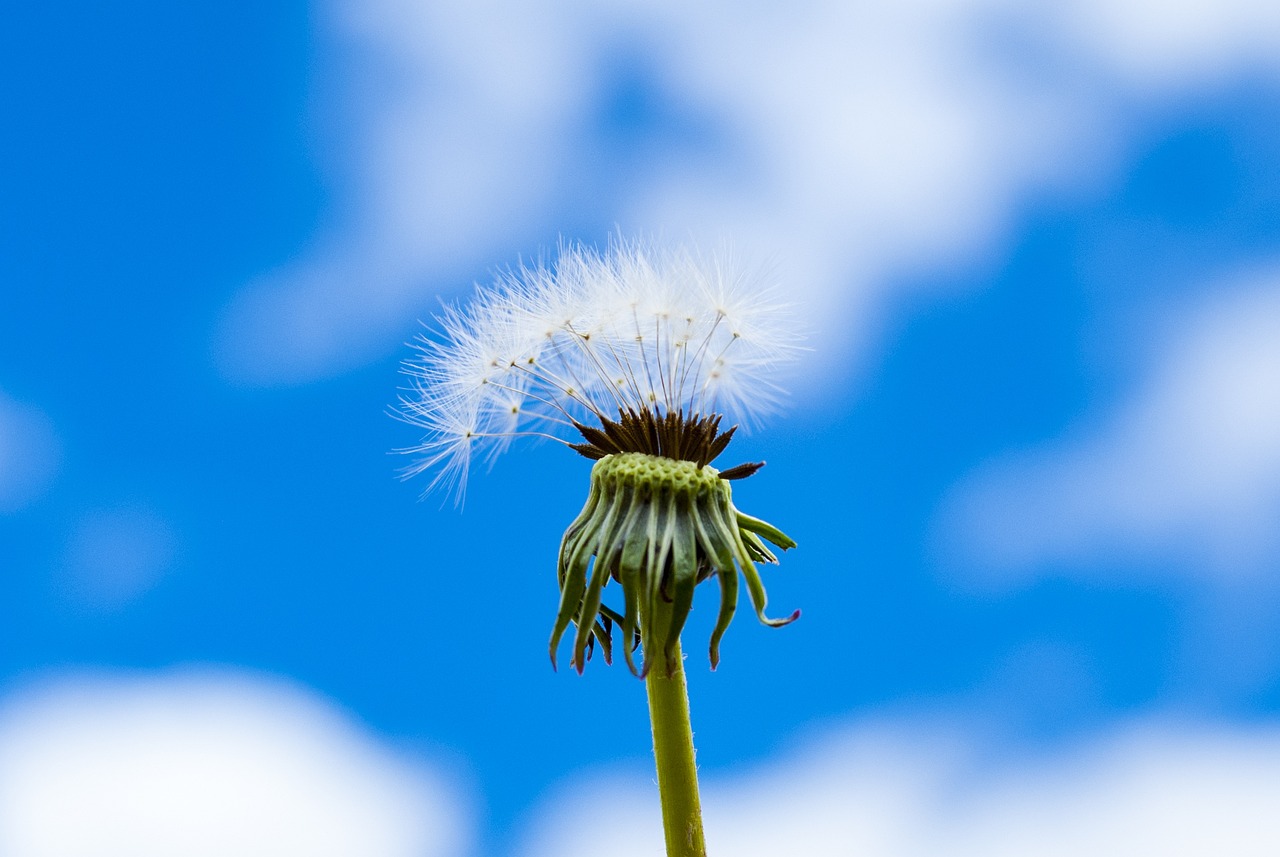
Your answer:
0,390 -> 59,513
942,268 -> 1280,582
216,0 -> 1280,388
518,716 -> 1280,856
0,671 -> 469,857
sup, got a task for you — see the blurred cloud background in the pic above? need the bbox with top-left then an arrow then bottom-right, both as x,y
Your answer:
3,0 -> 1280,853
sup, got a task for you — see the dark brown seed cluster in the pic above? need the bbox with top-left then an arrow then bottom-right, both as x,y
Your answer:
569,409 -> 764,480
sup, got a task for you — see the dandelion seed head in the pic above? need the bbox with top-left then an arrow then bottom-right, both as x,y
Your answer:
397,239 -> 800,500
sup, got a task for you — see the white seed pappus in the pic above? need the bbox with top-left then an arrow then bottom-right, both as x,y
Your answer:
396,241 -> 799,499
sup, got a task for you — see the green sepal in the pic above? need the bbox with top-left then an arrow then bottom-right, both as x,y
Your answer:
548,521 -> 595,669
736,510 -> 797,551
708,563 -> 738,669
619,558 -> 642,676
589,614 -> 614,665
573,493 -> 638,672
740,559 -> 800,628
663,508 -> 698,674
740,528 -> 779,564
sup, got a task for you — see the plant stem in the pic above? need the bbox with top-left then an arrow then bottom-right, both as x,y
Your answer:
645,639 -> 708,857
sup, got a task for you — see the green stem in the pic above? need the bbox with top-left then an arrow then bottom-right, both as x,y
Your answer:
645,639 -> 708,857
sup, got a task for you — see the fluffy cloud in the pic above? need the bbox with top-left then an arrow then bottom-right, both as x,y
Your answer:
942,270 -> 1280,581
0,390 -> 59,513
518,717 -> 1280,856
1052,0 -> 1280,88
217,0 -> 1280,387
214,0 -> 597,384
0,672 -> 468,857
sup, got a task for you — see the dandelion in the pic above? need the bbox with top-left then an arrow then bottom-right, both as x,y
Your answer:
397,238 -> 801,857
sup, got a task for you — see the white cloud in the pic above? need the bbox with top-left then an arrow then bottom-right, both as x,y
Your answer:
59,506 -> 179,609
517,717 -> 1280,857
217,0 -> 1280,387
214,0 -> 597,384
1052,0 -> 1280,90
0,671 -> 469,857
0,390 -> 59,513
942,270 -> 1280,581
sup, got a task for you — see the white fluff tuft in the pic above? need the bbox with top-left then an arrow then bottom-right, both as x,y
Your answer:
397,240 -> 799,499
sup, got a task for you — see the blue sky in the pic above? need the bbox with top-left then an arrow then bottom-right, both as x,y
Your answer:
4,1 -> 1280,855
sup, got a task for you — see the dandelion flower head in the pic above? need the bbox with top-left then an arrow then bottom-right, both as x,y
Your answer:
398,240 -> 798,498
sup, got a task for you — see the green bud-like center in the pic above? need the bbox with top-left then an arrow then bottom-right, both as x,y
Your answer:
550,452 -> 798,677
593,451 -> 725,505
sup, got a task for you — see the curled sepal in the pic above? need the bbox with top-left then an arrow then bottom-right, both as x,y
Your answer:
708,563 -> 738,670
740,560 -> 801,629
552,451 -> 798,677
